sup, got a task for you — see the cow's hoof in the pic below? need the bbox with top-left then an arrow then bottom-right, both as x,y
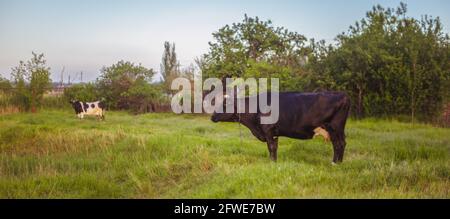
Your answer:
331,162 -> 338,166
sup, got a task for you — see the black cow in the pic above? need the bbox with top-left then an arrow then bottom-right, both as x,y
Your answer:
211,91 -> 350,164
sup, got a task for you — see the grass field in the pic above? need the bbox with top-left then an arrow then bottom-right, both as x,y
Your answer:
0,110 -> 449,198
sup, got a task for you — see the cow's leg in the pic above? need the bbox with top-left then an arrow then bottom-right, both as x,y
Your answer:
331,135 -> 341,164
266,136 -> 278,162
337,132 -> 346,162
324,124 -> 338,163
329,97 -> 350,163
330,130 -> 345,163
330,133 -> 338,163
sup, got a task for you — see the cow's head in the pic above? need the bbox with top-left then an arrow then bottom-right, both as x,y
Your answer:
211,93 -> 238,123
211,77 -> 239,123
69,100 -> 78,107
69,100 -> 82,113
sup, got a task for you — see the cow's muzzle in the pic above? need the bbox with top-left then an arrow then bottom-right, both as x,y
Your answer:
211,117 -> 219,123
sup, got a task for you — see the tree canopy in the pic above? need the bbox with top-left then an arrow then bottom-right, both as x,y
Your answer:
10,52 -> 51,112
202,14 -> 311,91
310,3 -> 449,120
201,3 -> 449,122
96,60 -> 156,110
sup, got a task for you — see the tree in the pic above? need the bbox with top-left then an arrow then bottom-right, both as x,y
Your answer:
10,52 -> 51,112
160,41 -> 180,94
96,60 -> 155,110
308,2 -> 450,120
201,15 -> 311,91
181,63 -> 196,81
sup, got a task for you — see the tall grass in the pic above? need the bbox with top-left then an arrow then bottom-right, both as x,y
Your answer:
0,93 -> 70,115
0,110 -> 448,198
0,92 -> 20,115
39,96 -> 70,110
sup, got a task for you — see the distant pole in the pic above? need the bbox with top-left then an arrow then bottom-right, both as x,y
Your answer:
80,71 -> 83,83
60,66 -> 65,87
68,75 -> 71,85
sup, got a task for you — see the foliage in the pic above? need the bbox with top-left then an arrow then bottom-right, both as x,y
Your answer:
10,52 -> 52,112
40,96 -> 70,110
60,60 -> 170,113
121,78 -> 167,114
201,14 -> 310,91
0,77 -> 17,114
0,76 -> 12,93
63,83 -> 100,102
201,3 -> 449,122
2,3 -> 448,122
323,3 -> 450,119
310,3 -> 450,120
160,41 -> 180,94
96,60 -> 156,110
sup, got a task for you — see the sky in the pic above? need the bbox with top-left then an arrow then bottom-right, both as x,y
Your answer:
1,0 -> 449,82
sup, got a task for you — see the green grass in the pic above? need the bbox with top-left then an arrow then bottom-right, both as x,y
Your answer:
0,110 -> 449,198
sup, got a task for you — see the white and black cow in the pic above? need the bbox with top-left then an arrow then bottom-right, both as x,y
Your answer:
70,100 -> 106,120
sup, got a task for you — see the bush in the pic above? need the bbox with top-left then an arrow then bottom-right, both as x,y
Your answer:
97,60 -> 155,110
61,61 -> 171,114
63,83 -> 100,102
122,80 -> 170,114
40,96 -> 70,110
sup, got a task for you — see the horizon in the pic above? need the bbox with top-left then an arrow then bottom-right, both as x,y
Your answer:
1,0 -> 449,82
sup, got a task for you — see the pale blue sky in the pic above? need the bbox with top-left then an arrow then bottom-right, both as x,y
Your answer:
1,0 -> 449,82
